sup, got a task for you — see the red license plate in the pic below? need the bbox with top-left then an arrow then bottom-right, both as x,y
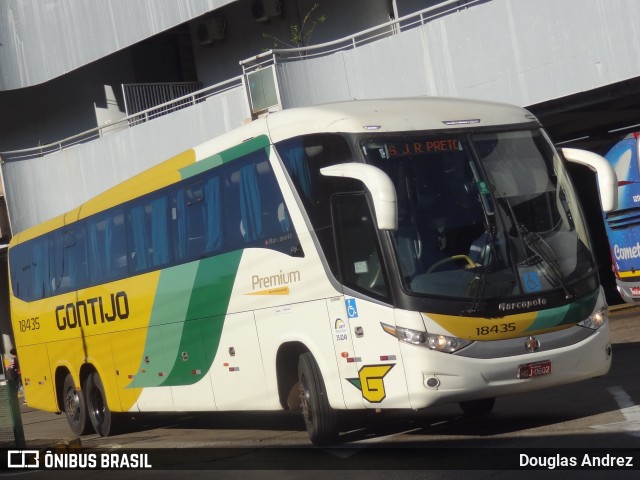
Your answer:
632,287 -> 640,297
518,360 -> 551,379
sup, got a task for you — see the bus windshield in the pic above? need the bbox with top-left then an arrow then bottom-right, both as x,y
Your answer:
361,129 -> 595,301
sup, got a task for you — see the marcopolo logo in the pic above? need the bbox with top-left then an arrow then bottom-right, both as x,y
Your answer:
498,297 -> 547,312
7,450 -> 40,468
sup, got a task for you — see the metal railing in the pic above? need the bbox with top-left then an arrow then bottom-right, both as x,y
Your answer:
0,76 -> 243,162
240,0 -> 481,73
122,82 -> 202,117
0,0 -> 481,162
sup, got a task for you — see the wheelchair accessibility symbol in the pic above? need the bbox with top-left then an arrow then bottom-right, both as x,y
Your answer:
522,271 -> 542,292
345,298 -> 358,319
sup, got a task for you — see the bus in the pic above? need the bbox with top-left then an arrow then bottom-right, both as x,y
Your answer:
8,97 -> 617,446
602,132 -> 640,304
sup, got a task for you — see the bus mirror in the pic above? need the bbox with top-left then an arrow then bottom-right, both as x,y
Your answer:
561,148 -> 618,212
320,163 -> 398,230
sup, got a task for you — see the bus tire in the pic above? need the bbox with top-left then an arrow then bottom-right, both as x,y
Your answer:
298,352 -> 338,446
85,372 -> 120,437
63,373 -> 92,436
460,397 -> 496,415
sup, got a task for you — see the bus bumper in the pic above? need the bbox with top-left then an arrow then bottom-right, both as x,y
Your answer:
616,282 -> 640,304
400,322 -> 612,410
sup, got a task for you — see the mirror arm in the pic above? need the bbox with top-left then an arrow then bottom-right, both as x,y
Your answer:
561,148 -> 618,212
320,163 -> 398,230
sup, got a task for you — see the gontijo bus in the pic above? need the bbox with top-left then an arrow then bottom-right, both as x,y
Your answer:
8,97 -> 617,445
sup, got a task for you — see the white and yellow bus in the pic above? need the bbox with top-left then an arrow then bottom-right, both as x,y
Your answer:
8,97 -> 617,445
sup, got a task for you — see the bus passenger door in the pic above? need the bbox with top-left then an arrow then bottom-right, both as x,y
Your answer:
331,194 -> 411,409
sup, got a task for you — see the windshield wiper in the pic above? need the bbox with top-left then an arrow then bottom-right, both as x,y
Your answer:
520,226 -> 573,299
499,195 -> 573,300
463,227 -> 500,314
464,255 -> 488,315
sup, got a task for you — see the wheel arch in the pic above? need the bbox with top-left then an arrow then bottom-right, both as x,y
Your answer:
275,341 -> 309,410
275,339 -> 346,412
54,366 -> 72,413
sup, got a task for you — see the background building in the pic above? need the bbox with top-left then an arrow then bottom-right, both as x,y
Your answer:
1,0 -> 639,341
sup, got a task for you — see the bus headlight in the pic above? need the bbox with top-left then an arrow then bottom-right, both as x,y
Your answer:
578,306 -> 608,330
381,323 -> 472,353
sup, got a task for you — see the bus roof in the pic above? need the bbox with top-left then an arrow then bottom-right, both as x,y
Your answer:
195,97 -> 538,158
10,97 -> 538,245
265,96 -> 537,141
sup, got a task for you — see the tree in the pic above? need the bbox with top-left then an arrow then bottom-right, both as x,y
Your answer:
264,2 -> 327,49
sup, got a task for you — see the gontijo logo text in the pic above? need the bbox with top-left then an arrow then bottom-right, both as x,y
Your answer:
55,291 -> 129,330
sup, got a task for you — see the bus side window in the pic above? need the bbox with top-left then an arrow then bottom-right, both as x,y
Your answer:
62,226 -> 88,292
203,175 -> 222,254
238,162 -> 262,243
9,242 -> 32,301
276,134 -> 356,273
224,151 -> 300,256
30,235 -> 52,300
87,208 -> 128,283
128,194 -> 170,271
50,227 -> 87,295
332,193 -> 389,300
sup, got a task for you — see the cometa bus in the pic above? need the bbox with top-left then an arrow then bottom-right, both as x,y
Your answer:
8,97 -> 617,445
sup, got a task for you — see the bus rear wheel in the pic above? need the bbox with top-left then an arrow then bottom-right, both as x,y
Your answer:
63,373 -> 92,435
298,352 -> 338,446
85,372 -> 120,437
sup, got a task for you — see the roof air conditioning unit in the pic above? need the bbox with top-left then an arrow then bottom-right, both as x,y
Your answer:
196,16 -> 226,45
251,0 -> 282,23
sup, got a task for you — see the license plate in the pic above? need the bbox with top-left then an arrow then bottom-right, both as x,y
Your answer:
518,360 -> 551,379
631,287 -> 640,297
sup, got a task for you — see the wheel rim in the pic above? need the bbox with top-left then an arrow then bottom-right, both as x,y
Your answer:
65,388 -> 81,423
299,375 -> 312,423
89,384 -> 105,425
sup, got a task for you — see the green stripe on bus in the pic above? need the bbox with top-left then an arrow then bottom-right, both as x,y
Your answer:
127,250 -> 243,388
525,290 -> 598,332
180,135 -> 271,180
159,250 -> 243,386
127,262 -> 199,388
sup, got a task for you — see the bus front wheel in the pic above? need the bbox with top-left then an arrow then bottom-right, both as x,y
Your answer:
85,372 -> 120,436
63,373 -> 92,435
298,352 -> 338,446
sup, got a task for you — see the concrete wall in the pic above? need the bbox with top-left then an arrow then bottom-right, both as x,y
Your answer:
0,49 -> 137,152
0,0 -> 238,90
4,0 -> 640,234
277,0 -> 640,109
192,0 -> 393,86
0,0 -> 393,152
2,86 -> 249,233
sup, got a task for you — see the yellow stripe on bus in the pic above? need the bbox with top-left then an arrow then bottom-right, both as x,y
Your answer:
616,270 -> 640,279
427,311 -> 539,341
246,286 -> 290,295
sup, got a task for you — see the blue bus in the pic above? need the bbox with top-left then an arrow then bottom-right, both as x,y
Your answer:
603,133 -> 640,303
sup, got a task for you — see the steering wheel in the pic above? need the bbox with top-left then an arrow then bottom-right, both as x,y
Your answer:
426,254 -> 476,273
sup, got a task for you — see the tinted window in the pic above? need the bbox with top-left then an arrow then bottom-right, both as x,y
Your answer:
10,145 -> 301,301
